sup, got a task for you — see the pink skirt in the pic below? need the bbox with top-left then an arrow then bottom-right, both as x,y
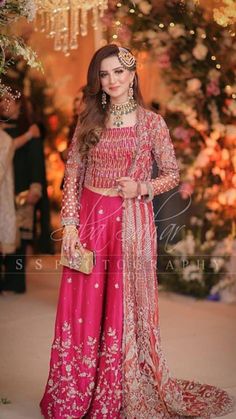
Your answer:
40,187 -> 124,418
40,187 -> 235,418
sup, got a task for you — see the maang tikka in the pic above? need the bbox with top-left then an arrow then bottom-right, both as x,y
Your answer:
117,47 -> 136,70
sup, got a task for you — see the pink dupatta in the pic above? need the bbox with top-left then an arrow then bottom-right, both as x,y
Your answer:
121,106 -> 235,418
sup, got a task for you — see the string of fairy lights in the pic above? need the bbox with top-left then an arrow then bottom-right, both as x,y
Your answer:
107,2 -> 236,101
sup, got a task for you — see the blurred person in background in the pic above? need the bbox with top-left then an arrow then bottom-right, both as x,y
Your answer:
60,89 -> 84,191
60,89 -> 84,165
0,114 -> 40,293
0,92 -> 44,293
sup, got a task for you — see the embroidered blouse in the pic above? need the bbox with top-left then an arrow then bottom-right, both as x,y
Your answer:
61,110 -> 180,226
84,126 -> 138,189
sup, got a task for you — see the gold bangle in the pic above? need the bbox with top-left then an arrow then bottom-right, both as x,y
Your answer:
63,225 -> 78,236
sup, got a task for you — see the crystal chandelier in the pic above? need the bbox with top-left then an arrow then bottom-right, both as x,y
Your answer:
35,0 -> 108,55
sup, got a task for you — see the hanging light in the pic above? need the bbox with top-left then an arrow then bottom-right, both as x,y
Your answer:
35,0 -> 108,55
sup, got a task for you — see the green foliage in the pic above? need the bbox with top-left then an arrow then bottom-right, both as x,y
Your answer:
0,0 -> 41,96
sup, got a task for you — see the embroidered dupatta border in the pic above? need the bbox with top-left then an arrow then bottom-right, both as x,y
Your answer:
120,107 -> 235,418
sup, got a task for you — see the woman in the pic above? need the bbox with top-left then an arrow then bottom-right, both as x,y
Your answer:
0,120 -> 40,290
40,45 -> 235,418
0,93 -> 44,293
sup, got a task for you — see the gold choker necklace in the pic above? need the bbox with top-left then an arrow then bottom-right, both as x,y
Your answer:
110,98 -> 137,128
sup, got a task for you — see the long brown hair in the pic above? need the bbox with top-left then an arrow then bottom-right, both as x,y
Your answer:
77,44 -> 144,158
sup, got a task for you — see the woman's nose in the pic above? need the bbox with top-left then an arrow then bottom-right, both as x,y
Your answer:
109,74 -> 116,84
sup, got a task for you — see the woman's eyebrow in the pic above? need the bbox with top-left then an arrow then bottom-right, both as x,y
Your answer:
99,66 -> 123,73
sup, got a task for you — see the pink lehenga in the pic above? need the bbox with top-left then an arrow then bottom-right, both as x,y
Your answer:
40,107 -> 235,418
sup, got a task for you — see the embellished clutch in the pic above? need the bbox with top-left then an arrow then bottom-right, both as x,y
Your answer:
60,246 -> 96,275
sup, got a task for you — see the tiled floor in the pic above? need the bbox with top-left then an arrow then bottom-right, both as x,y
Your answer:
0,255 -> 235,419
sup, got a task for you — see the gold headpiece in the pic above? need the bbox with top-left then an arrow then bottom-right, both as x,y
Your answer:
118,47 -> 136,70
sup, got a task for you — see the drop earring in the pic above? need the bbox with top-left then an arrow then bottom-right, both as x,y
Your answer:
129,82 -> 134,99
101,91 -> 107,109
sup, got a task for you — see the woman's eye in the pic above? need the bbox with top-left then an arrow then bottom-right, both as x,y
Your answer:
115,69 -> 124,74
100,73 -> 107,78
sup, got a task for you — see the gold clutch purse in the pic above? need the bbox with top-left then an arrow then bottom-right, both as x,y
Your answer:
60,246 -> 96,275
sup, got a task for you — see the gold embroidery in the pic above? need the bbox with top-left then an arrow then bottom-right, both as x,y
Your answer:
44,321 -> 122,418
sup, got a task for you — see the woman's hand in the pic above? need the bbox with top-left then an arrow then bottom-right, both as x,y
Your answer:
26,190 -> 41,205
62,225 -> 85,261
116,177 -> 147,199
28,124 -> 40,139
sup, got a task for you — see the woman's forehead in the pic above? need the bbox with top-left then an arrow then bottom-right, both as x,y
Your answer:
100,55 -> 122,71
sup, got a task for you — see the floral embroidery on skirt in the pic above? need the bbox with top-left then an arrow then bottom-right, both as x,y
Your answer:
40,187 -> 235,418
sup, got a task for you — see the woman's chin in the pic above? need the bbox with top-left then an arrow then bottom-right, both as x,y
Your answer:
109,90 -> 121,97
109,92 -> 128,102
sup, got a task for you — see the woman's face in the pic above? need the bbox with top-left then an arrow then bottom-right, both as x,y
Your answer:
0,95 -> 20,119
99,55 -> 135,103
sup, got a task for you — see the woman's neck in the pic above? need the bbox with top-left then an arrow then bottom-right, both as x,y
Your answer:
110,96 -> 130,106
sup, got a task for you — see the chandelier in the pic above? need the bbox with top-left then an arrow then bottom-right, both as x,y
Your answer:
35,1 -> 108,55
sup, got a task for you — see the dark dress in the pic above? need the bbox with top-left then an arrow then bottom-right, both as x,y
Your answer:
1,119 -> 45,293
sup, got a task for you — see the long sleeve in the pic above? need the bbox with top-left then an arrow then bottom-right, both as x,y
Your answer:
61,123 -> 86,226
150,114 -> 180,196
0,130 -> 14,186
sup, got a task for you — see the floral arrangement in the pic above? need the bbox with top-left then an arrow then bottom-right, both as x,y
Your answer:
0,0 -> 41,96
162,229 -> 233,298
105,0 -> 236,298
193,0 -> 236,27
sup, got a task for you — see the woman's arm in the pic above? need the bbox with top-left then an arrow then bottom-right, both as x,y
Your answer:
61,121 -> 86,227
13,124 -> 40,151
0,130 -> 14,185
148,114 -> 180,196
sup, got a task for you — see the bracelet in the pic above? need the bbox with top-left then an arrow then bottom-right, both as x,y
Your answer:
62,219 -> 79,227
63,226 -> 78,237
136,181 -> 142,200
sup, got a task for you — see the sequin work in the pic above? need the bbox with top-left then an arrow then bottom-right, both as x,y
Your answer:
61,108 -> 180,227
85,126 -> 138,189
41,107 -> 235,418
